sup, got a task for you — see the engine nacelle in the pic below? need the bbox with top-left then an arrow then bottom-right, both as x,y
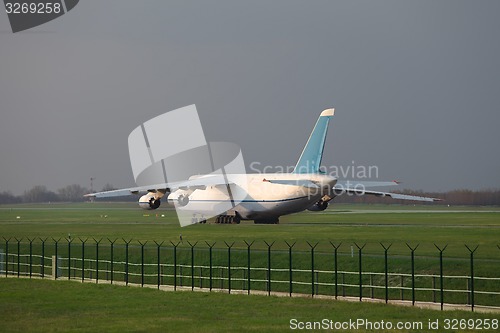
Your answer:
139,193 -> 161,210
307,200 -> 329,211
167,190 -> 191,207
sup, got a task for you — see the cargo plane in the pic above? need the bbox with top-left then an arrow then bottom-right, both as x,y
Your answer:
85,108 -> 440,225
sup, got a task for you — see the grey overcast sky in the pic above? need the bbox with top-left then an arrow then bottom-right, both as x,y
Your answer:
1,0 -> 499,195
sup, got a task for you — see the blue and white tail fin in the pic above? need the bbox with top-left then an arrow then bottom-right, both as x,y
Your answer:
292,108 -> 334,174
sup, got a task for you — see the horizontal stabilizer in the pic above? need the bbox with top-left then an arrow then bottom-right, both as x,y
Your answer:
265,179 -> 320,188
335,181 -> 400,189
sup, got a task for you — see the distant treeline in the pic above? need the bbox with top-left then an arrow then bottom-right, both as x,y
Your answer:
0,184 -> 134,204
1,185 -> 499,206
335,189 -> 500,206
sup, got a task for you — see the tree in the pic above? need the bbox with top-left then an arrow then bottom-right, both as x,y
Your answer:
58,184 -> 88,202
22,185 -> 59,203
0,191 -> 21,204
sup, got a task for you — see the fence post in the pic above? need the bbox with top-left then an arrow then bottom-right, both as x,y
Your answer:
137,240 -> 147,287
264,241 -> 275,296
432,276 -> 436,303
66,237 -> 73,280
187,241 -> 198,291
93,238 -> 102,284
406,243 -> 419,306
342,273 -> 345,297
39,238 -> 46,278
400,275 -> 404,300
180,265 -> 183,287
465,244 -> 479,312
52,238 -> 61,279
434,244 -> 448,310
285,241 -> 296,297
107,238 -> 117,284
122,239 -> 132,286
330,242 -> 342,299
3,237 -> 10,277
154,241 -> 164,289
224,241 -> 235,294
79,238 -> 88,282
354,243 -> 366,302
170,241 -> 179,291
15,237 -> 22,277
244,241 -> 254,295
28,238 -> 34,278
380,243 -> 392,303
200,266 -> 203,289
205,242 -> 215,292
306,242 -> 319,297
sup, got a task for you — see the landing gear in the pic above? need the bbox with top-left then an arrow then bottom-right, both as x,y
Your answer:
254,217 -> 279,224
191,215 -> 207,224
215,215 -> 241,224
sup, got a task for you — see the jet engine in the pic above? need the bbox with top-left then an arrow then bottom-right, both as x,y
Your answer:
166,190 -> 192,207
307,200 -> 328,211
307,195 -> 333,211
139,192 -> 162,210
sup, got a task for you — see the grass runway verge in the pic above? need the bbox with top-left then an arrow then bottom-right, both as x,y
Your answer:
1,278 -> 499,333
0,203 -> 499,332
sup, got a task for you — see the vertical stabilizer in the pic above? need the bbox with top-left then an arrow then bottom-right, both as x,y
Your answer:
292,108 -> 334,174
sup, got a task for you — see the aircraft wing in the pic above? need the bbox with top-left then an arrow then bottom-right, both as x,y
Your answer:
334,187 -> 442,202
84,174 -> 229,198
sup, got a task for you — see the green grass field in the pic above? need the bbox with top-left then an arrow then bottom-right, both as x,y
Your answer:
1,202 -> 498,256
0,203 -> 499,332
1,278 -> 499,333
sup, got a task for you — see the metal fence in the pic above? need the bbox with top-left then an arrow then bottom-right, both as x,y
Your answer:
1,238 -> 499,312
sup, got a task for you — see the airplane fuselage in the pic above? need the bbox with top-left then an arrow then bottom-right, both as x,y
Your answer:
167,173 -> 337,221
